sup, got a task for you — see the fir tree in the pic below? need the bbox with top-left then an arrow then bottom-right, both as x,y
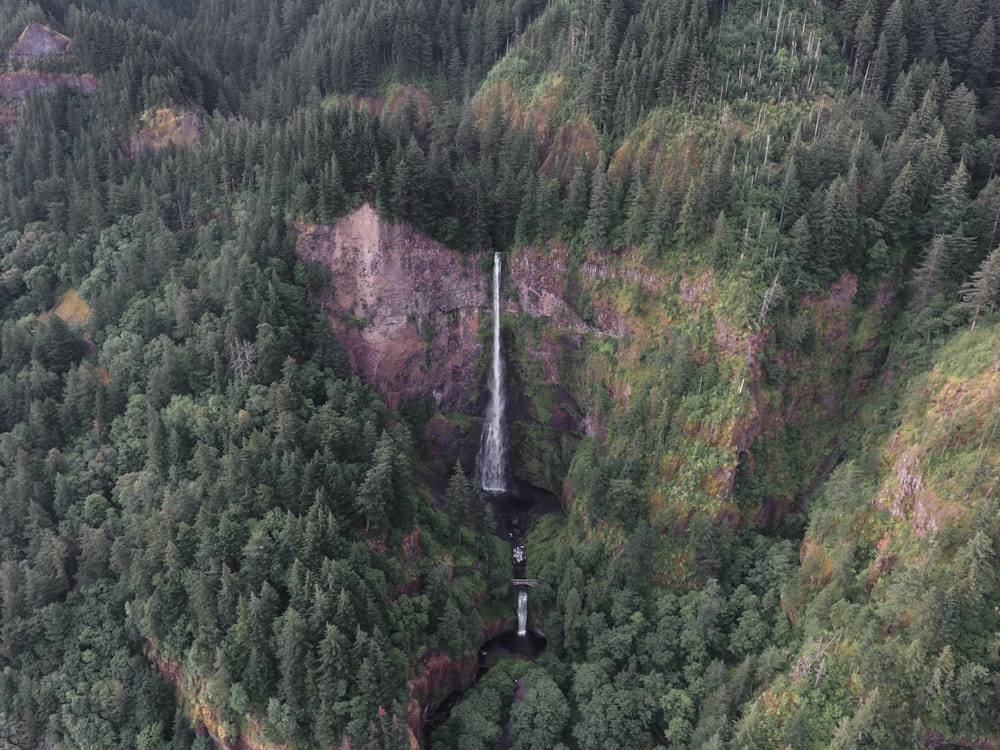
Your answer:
958,246 -> 1000,329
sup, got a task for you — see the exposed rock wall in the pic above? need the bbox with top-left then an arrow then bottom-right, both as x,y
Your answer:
126,107 -> 201,156
0,73 -> 97,134
7,22 -> 73,64
295,205 -> 859,515
296,209 -> 601,481
296,204 -> 488,416
295,209 -> 621,409
297,206 -> 887,516
0,71 -> 98,99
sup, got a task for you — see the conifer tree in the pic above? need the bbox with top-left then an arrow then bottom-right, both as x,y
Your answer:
355,432 -> 395,534
625,170 -> 650,245
912,234 -> 951,310
563,155 -> 592,235
445,461 -> 476,537
968,18 -> 996,90
821,174 -> 861,273
958,246 -> 1000,329
942,86 -> 977,161
880,161 -> 917,242
930,160 -> 971,237
278,607 -> 309,711
584,152 -> 611,247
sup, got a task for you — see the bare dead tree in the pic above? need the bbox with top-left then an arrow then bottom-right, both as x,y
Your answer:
229,339 -> 257,379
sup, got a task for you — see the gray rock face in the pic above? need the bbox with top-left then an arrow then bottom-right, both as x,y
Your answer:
8,23 -> 74,64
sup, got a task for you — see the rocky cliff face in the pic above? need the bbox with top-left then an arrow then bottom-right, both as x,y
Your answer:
295,208 -> 605,480
295,208 -> 620,415
125,107 -> 201,156
0,72 -> 98,132
0,71 -> 98,99
296,204 -> 488,415
7,22 -> 74,64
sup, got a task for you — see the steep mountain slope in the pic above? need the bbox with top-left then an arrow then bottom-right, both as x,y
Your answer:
737,325 -> 1000,747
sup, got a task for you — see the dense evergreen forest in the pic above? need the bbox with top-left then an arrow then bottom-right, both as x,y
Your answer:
1,0 -> 1000,748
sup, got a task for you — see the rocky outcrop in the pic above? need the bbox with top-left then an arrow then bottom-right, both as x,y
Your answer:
0,71 -> 98,99
2,25 -> 96,133
295,209 -> 623,409
0,72 -> 97,135
509,243 -> 628,335
7,23 -> 73,65
296,204 -> 488,417
297,206 -> 892,518
407,617 -> 510,744
407,649 -> 478,742
125,107 -> 201,156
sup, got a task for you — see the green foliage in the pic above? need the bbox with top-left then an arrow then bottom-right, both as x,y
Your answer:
4,0 -> 1000,747
510,667 -> 570,749
430,658 -> 530,750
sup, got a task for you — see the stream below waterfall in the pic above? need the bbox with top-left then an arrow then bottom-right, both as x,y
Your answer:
422,482 -> 556,747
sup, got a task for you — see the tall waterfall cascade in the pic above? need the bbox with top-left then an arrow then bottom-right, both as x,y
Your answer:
478,253 -> 531,638
478,251 -> 507,492
517,591 -> 528,637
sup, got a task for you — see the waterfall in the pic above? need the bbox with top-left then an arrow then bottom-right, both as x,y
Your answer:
479,254 -> 530,640
478,251 -> 507,492
517,591 -> 528,637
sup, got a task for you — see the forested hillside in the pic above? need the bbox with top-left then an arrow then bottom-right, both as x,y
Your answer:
1,0 -> 999,748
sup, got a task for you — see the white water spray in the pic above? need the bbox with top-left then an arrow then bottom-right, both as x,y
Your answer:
517,591 -> 528,637
478,252 -> 507,492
